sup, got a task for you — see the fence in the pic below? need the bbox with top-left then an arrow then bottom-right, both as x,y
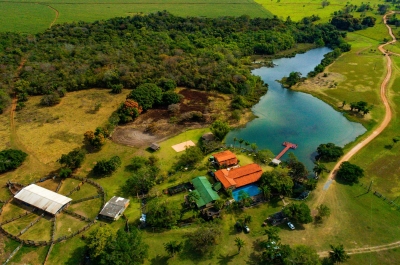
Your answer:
2,243 -> 22,265
70,194 -> 100,204
359,182 -> 400,211
18,214 -> 43,236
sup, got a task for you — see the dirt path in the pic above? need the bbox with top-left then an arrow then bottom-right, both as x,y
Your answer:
321,12 -> 395,193
316,12 -> 398,257
46,5 -> 59,28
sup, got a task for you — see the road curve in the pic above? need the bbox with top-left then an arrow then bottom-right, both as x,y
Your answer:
326,12 -> 395,185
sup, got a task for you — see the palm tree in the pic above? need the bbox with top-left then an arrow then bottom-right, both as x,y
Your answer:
329,244 -> 350,264
264,227 -> 280,243
233,137 -> 238,150
164,240 -> 183,257
260,185 -> 271,201
250,143 -> 258,153
234,237 -> 245,253
238,138 -> 244,149
244,141 -> 250,150
313,162 -> 327,177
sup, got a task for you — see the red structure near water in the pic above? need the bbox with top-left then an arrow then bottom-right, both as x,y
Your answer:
275,142 -> 298,160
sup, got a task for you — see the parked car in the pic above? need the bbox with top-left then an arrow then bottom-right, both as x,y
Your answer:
244,225 -> 250,233
287,222 -> 295,230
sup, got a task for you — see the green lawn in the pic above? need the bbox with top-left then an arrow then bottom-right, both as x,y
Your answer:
69,198 -> 103,220
68,183 -> 99,201
1,213 -> 37,235
20,217 -> 52,241
8,245 -> 48,265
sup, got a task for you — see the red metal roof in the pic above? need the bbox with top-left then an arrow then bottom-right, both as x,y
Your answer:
214,163 -> 263,189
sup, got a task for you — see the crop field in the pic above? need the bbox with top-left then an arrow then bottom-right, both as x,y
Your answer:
0,0 -> 272,34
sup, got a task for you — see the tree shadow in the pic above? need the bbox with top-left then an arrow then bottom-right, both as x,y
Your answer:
384,144 -> 393,150
149,254 -> 170,265
64,245 -> 86,265
217,253 -> 237,265
354,191 -> 369,198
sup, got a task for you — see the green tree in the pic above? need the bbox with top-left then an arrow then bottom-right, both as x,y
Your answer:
250,143 -> 258,153
57,148 -> 85,170
164,240 -> 183,257
93,156 -> 121,176
40,92 -> 61,106
0,149 -> 28,173
213,199 -> 225,210
186,192 -> 200,208
264,226 -> 280,243
162,91 -> 181,105
313,161 -> 327,177
210,120 -> 230,141
186,222 -> 222,255
127,83 -> 163,111
146,198 -> 180,228
260,171 -> 294,196
285,71 -> 302,87
315,204 -> 331,223
238,138 -> 244,149
284,245 -> 321,265
259,185 -> 271,200
234,237 -> 246,253
87,226 -> 115,259
336,161 -> 364,183
316,143 -> 343,162
329,244 -> 350,264
233,137 -> 238,149
59,168 -> 72,179
283,202 -> 313,224
175,146 -> 203,169
123,166 -> 159,195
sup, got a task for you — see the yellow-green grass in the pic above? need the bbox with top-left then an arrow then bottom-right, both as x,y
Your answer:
347,56 -> 400,197
69,198 -> 102,220
68,183 -> 99,201
0,3 -> 54,33
8,245 -> 48,265
256,0 -> 382,22
348,248 -> 400,265
0,236 -> 20,263
57,178 -> 81,196
0,110 -> 10,151
1,213 -> 37,235
35,178 -> 60,192
46,232 -> 89,265
0,0 -> 272,34
0,200 -> 33,221
15,89 -> 129,165
54,212 -> 87,239
19,217 -> 52,241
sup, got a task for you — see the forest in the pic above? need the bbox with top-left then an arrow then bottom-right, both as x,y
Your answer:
0,11 -> 349,113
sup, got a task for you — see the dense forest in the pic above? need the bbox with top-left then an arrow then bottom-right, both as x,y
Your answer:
0,11 -> 349,113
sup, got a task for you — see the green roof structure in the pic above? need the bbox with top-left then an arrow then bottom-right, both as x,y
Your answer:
191,176 -> 220,208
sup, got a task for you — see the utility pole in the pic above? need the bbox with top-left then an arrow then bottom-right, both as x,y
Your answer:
367,180 -> 373,193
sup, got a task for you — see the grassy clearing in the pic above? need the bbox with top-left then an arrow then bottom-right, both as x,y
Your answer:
54,212 -> 87,239
68,183 -> 99,201
15,89 -> 129,165
57,178 -> 80,196
35,178 -> 60,191
348,248 -> 400,265
1,200 -> 33,220
69,198 -> 102,220
9,245 -> 48,265
20,217 -> 52,241
47,233 -> 90,265
0,236 -> 20,263
0,3 -> 54,33
1,213 -> 37,235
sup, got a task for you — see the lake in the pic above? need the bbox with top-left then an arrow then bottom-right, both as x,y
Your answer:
226,47 -> 366,170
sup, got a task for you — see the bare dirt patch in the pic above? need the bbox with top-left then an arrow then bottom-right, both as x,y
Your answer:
295,72 -> 346,92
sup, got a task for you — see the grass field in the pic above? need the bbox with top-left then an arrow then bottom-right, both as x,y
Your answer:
0,0 -> 272,34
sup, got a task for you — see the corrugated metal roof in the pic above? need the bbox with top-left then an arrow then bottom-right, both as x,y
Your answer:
99,196 -> 129,219
191,176 -> 220,208
14,184 -> 72,215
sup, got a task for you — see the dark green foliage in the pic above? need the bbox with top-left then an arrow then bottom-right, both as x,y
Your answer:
336,161 -> 364,183
285,72 -> 301,87
146,198 -> 180,228
87,226 -> 148,265
316,143 -> 344,162
210,120 -> 230,141
111,84 -> 123,94
0,12 -> 349,112
164,241 -> 183,257
283,202 -> 313,224
329,244 -> 350,264
284,245 -> 321,265
0,149 -> 27,173
308,48 -> 345,77
162,91 -> 182,105
127,83 -> 162,111
186,222 -> 222,255
175,146 -> 203,169
40,92 -> 60,106
361,16 -> 376,27
260,171 -> 293,196
231,95 -> 251,110
0,90 -> 11,114
349,101 -> 369,113
84,127 -> 109,150
93,156 -> 121,176
123,156 -> 160,195
59,168 -> 72,179
57,148 -> 85,170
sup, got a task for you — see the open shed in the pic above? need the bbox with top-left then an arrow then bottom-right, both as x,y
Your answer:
14,184 -> 72,215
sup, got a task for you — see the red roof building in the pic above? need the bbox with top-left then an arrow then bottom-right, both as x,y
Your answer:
213,150 -> 238,167
214,163 -> 263,190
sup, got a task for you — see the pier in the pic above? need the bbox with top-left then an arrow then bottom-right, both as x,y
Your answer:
272,142 -> 298,165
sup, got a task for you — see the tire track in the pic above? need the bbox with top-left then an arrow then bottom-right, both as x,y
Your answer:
46,5 -> 59,28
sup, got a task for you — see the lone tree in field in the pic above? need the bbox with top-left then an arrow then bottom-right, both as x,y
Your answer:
234,237 -> 246,253
186,222 -> 222,256
283,202 -> 313,224
329,244 -> 350,264
58,148 -> 85,170
93,156 -> 121,176
315,204 -> 331,223
336,161 -> 364,184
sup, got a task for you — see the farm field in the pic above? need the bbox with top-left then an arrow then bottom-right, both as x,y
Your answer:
0,0 -> 271,34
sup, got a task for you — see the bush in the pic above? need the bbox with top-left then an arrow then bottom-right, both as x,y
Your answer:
93,156 -> 121,176
336,161 -> 364,183
59,168 -> 72,179
210,120 -> 230,141
0,149 -> 28,173
162,91 -> 182,105
58,148 -> 85,170
127,83 -> 162,110
40,92 -> 60,106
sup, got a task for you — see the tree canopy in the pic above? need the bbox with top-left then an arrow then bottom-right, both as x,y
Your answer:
336,161 -> 364,183
316,143 -> 343,162
0,149 -> 28,173
146,198 -> 180,228
57,148 -> 85,170
185,222 -> 222,255
93,156 -> 121,176
210,120 -> 230,141
283,202 -> 313,224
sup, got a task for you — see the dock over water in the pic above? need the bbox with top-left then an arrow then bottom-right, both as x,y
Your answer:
275,142 -> 298,160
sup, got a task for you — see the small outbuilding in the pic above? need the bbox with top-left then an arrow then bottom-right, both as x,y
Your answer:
213,150 -> 238,167
271,159 -> 281,166
149,143 -> 160,151
201,132 -> 215,142
99,196 -> 130,221
14,184 -> 72,215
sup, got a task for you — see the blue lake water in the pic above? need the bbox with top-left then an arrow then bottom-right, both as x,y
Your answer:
232,184 -> 261,201
226,48 -> 366,170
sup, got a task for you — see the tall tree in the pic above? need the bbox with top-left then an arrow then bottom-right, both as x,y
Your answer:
234,237 -> 246,253
233,137 -> 238,149
336,161 -> 364,183
210,120 -> 230,141
58,148 -> 85,170
316,143 -> 343,162
329,244 -> 350,264
238,138 -> 244,149
186,222 -> 222,255
283,203 -> 313,224
265,227 -> 280,243
164,240 -> 183,257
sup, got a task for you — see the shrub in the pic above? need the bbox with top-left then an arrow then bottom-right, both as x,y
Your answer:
0,149 -> 28,173
40,92 -> 60,106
